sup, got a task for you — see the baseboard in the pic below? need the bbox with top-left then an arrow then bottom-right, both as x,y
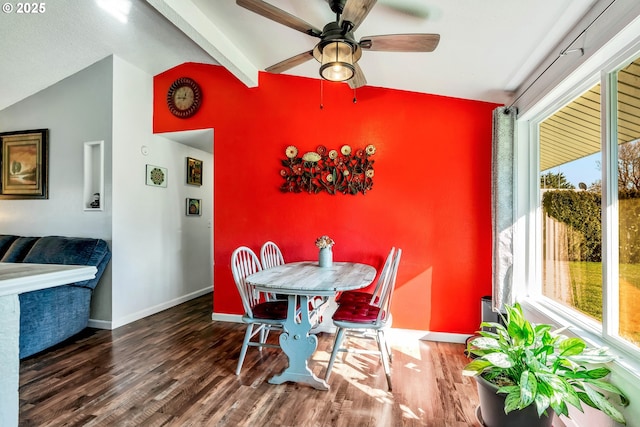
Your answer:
99,288 -> 213,330
87,318 -> 112,330
417,330 -> 473,344
211,312 -> 243,323
207,316 -> 473,345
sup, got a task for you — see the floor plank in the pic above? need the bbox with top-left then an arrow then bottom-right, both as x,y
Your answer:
19,294 -> 481,427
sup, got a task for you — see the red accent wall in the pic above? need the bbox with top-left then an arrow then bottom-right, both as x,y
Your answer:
153,63 -> 498,334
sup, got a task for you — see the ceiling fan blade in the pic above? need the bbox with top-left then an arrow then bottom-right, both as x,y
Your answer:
342,0 -> 377,31
359,34 -> 440,52
348,63 -> 367,89
236,0 -> 322,37
265,51 -> 315,74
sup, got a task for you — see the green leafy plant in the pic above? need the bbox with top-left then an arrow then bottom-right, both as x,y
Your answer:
463,303 -> 629,424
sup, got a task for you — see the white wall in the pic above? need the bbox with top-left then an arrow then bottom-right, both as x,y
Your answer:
0,56 -> 113,239
0,55 -> 213,329
111,57 -> 213,328
0,56 -> 114,321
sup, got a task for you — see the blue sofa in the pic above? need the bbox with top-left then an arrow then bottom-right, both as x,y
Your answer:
0,235 -> 111,359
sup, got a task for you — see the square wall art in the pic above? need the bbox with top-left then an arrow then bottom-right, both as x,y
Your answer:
146,164 -> 167,187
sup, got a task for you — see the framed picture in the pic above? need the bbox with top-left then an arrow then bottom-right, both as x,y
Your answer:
0,129 -> 49,199
186,157 -> 203,186
146,164 -> 167,187
186,198 -> 202,216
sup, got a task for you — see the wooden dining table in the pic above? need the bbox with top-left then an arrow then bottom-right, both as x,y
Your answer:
246,261 -> 376,390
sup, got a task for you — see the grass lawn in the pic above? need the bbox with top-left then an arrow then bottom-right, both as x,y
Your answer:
568,262 -> 603,320
568,261 -> 640,345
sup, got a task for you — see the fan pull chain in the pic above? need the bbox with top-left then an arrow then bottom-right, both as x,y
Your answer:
320,79 -> 324,110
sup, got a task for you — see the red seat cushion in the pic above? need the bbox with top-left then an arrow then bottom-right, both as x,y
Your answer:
332,302 -> 383,323
337,291 -> 379,305
252,300 -> 288,320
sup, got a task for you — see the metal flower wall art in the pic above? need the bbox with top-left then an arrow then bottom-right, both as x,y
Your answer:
280,144 -> 375,195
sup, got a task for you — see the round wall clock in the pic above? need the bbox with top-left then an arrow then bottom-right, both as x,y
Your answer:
166,77 -> 202,118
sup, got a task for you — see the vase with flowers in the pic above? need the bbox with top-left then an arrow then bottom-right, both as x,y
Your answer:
315,235 -> 335,268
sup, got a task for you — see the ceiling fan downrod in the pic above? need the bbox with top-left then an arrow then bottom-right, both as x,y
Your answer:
329,0 -> 347,15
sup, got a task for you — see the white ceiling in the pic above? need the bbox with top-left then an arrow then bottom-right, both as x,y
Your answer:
0,0 -> 599,118
182,0 -> 598,104
157,128 -> 214,153
0,0 -> 217,112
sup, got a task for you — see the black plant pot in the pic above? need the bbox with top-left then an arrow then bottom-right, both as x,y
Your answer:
475,376 -> 554,427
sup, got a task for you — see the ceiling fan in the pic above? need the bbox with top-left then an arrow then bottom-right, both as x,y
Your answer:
236,0 -> 440,89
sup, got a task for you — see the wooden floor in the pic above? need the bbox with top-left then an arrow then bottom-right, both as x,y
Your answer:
19,294 -> 481,427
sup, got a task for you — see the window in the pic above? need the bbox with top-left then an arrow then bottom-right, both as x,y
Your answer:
537,53 -> 640,349
616,58 -> 640,346
539,83 -> 602,323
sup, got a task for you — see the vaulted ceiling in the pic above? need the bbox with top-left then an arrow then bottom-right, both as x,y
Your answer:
0,0 -> 600,113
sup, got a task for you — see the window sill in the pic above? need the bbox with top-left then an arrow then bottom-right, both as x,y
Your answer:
520,298 -> 640,380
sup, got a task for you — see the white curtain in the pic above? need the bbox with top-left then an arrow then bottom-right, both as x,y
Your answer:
491,106 -> 516,312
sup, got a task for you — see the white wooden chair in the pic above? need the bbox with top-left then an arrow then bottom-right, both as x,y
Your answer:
231,246 -> 287,375
324,248 -> 402,390
337,247 -> 395,306
259,241 -> 287,301
260,241 -> 285,270
259,241 -> 328,327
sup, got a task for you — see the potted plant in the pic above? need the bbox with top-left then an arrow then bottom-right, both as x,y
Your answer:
463,303 -> 629,427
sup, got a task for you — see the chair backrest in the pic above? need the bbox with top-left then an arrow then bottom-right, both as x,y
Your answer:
376,248 -> 402,325
231,246 -> 263,318
367,247 -> 396,304
260,241 -> 285,270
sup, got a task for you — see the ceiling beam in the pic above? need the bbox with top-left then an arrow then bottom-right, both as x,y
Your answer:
145,0 -> 259,87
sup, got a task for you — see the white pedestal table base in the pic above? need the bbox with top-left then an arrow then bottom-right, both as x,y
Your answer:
268,295 -> 329,390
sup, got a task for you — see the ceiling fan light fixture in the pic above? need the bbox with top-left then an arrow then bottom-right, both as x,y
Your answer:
318,40 -> 355,82
237,0 -> 441,90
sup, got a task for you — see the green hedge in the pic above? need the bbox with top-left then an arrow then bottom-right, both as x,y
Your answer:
542,190 -> 601,262
543,190 -> 640,263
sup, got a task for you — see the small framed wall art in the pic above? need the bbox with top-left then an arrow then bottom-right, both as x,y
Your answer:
186,157 -> 202,186
0,129 -> 49,199
186,198 -> 201,216
146,164 -> 167,187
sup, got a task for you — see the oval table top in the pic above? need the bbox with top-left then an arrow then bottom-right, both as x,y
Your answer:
246,261 -> 376,296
